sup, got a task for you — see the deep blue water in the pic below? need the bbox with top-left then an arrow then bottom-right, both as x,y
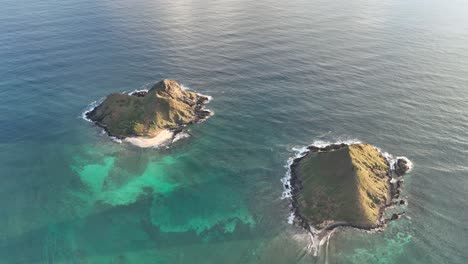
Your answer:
1,0 -> 468,263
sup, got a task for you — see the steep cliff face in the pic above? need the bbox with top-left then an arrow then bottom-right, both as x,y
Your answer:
86,80 -> 210,138
292,143 -> 391,229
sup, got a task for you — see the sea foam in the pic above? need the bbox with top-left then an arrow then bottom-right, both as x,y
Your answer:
375,147 -> 414,174
172,131 -> 190,143
181,83 -> 213,103
281,146 -> 309,200
81,98 -> 103,122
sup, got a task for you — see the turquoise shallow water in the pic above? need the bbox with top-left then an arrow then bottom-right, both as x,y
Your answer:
1,0 -> 468,263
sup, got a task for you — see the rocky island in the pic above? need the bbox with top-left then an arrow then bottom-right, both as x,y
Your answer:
287,142 -> 411,233
85,79 -> 212,147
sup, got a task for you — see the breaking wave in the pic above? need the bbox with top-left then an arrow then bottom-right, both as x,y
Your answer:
81,98 -> 103,122
281,146 -> 308,200
376,148 -> 414,174
181,83 -> 213,103
172,131 -> 190,143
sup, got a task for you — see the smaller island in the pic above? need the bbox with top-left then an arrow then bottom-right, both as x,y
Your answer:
287,142 -> 411,232
85,79 -> 212,147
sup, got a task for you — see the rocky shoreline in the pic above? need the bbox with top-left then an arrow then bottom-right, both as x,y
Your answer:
286,142 -> 411,234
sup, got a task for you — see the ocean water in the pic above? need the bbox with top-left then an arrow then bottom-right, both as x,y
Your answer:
1,0 -> 467,263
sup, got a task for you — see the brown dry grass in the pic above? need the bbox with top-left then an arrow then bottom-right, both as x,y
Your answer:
294,144 -> 390,228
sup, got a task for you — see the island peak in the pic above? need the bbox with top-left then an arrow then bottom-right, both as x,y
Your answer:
149,79 -> 187,96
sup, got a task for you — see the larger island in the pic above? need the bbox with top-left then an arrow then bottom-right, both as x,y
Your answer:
85,79 -> 212,147
288,142 -> 411,232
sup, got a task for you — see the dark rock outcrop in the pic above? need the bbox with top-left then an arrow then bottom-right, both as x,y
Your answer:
395,158 -> 411,176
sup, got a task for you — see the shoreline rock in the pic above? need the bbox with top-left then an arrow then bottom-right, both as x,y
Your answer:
395,157 -> 411,176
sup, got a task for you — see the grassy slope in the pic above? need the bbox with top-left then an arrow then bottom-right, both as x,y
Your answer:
294,144 -> 390,228
349,144 -> 390,226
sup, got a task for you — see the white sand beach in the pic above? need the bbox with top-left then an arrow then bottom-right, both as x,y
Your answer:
124,129 -> 174,148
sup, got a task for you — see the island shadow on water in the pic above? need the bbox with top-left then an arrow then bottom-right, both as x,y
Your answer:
282,140 -> 412,256
83,79 -> 213,148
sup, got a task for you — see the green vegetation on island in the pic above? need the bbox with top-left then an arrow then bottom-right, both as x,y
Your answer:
291,143 -> 407,230
86,80 -> 211,139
